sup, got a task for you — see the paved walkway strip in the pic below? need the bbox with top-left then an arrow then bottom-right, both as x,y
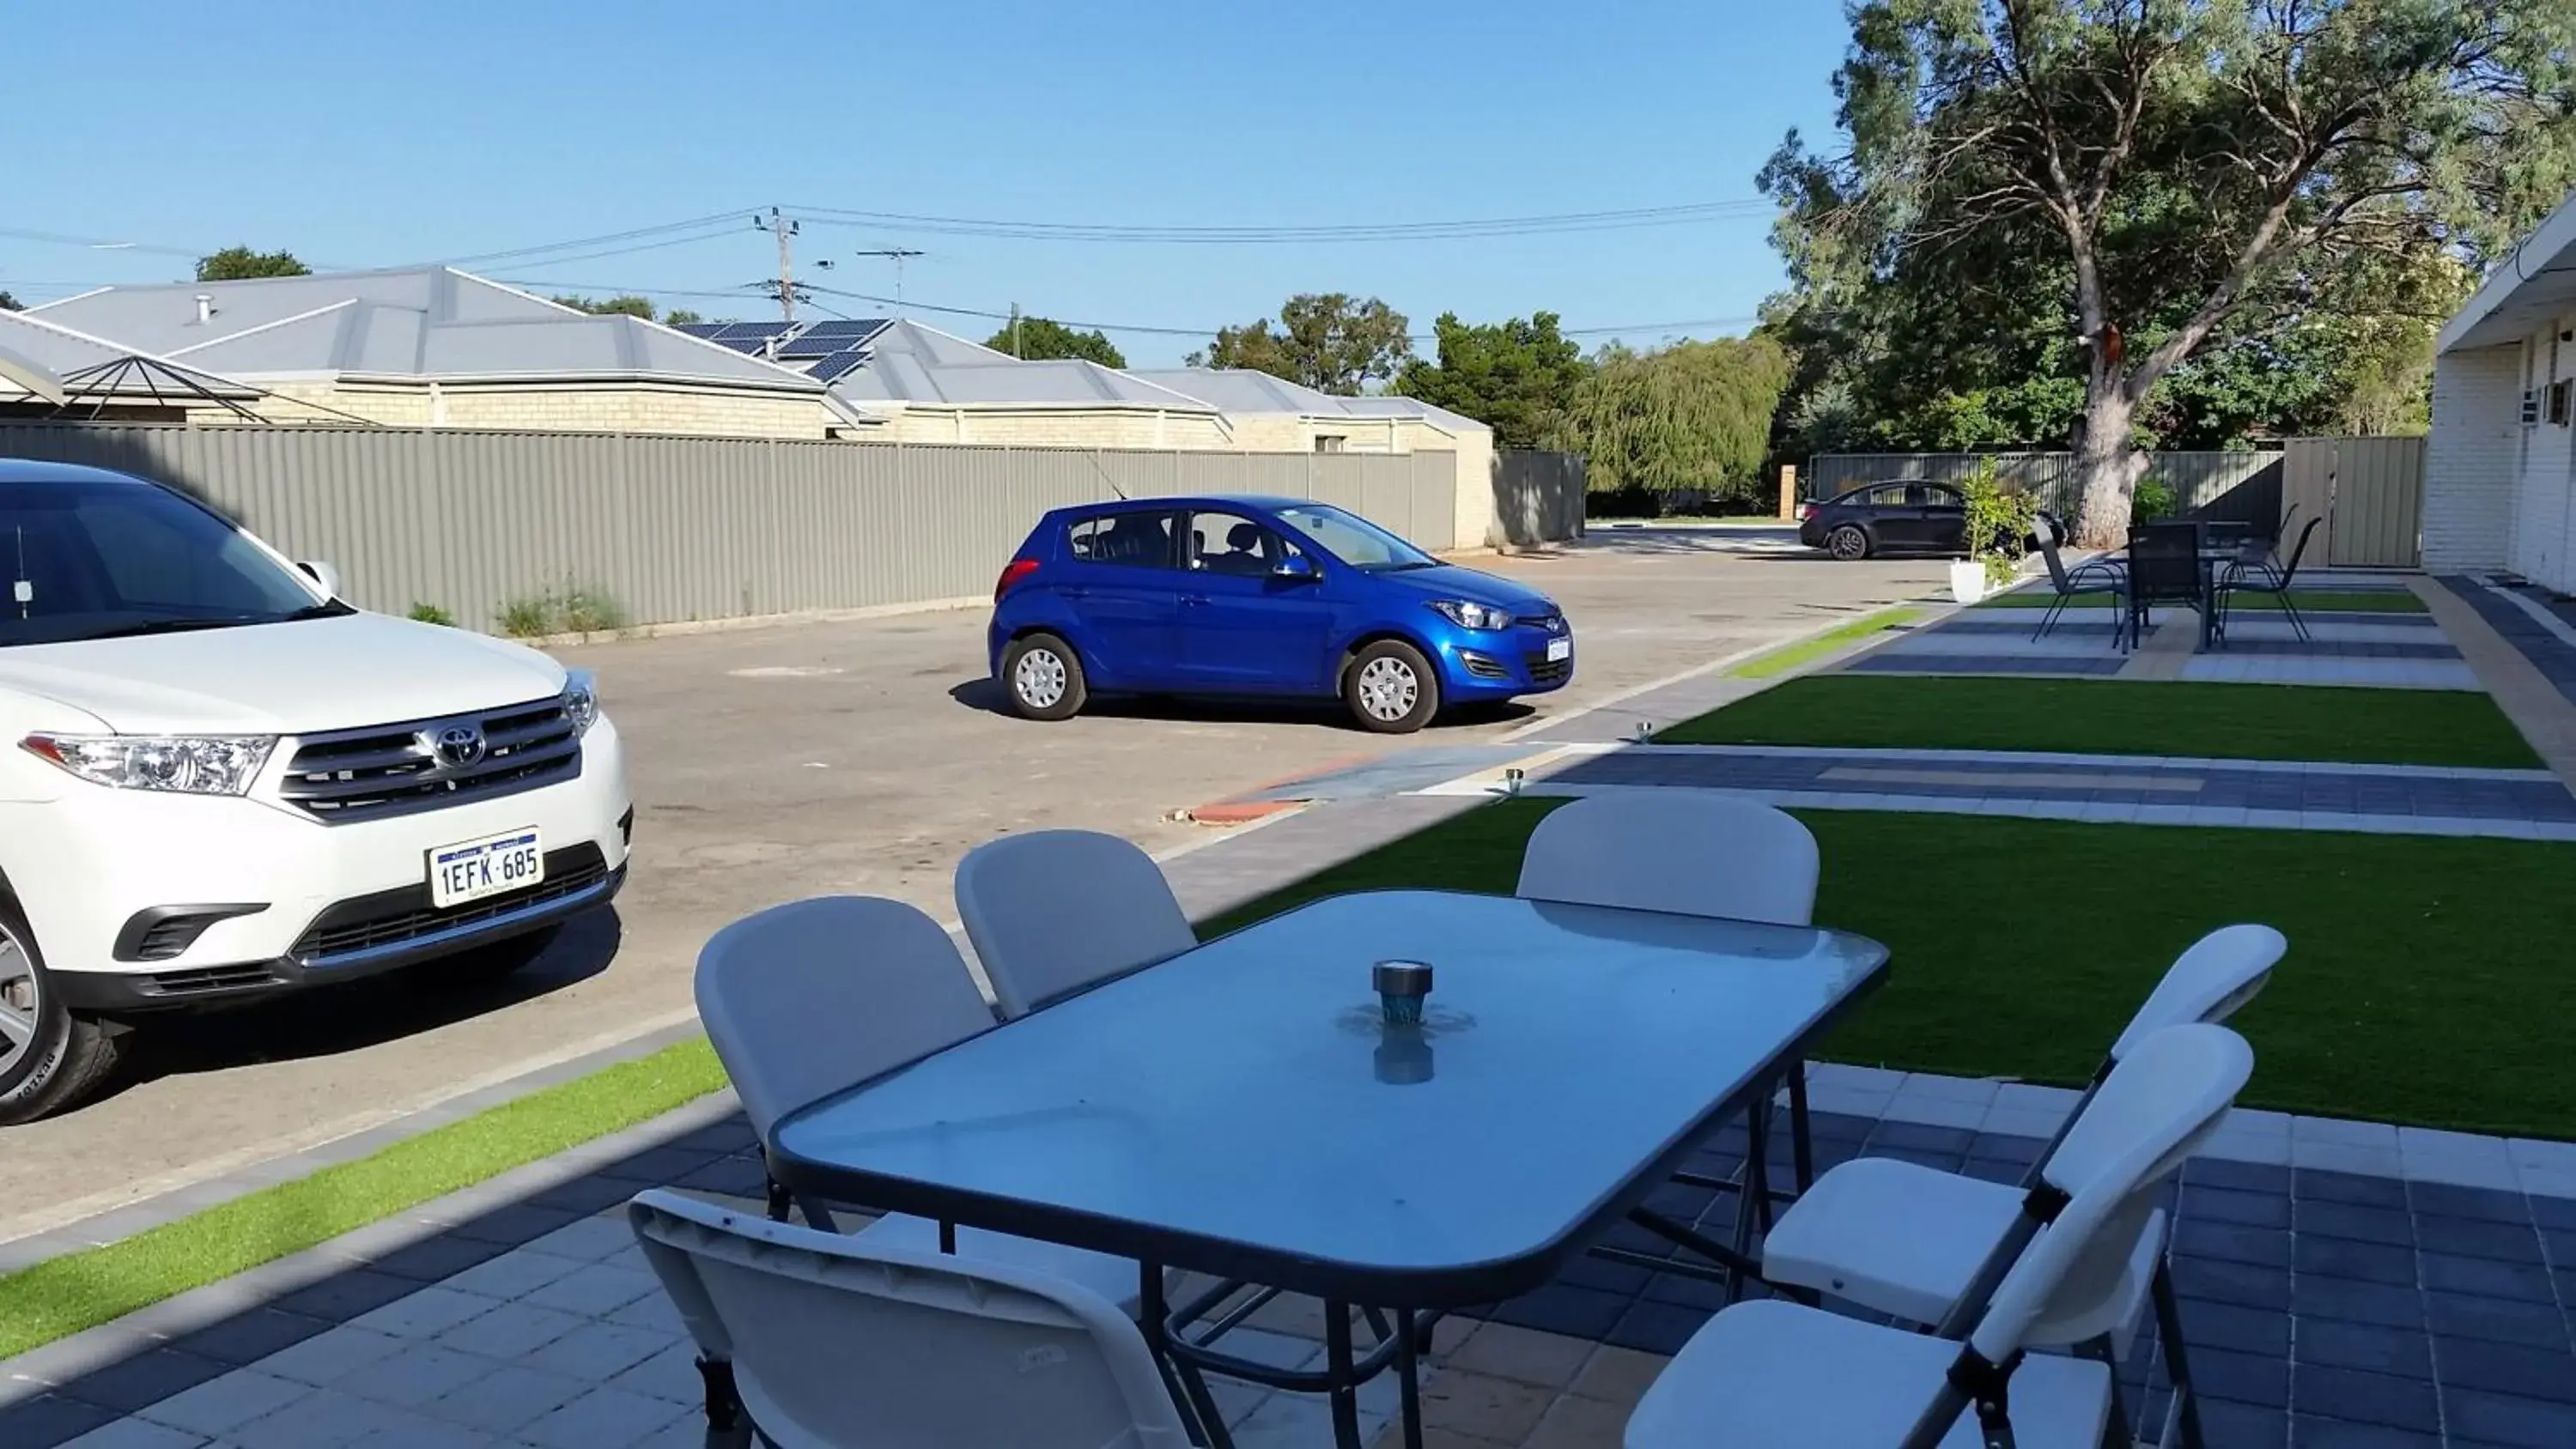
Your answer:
1857,603 -> 2477,688
1421,742 -> 2576,841
2441,574 -> 2576,708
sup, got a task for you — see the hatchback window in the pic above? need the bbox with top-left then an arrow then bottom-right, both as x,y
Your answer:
1186,512 -> 1293,576
0,477 -> 334,647
1866,485 -> 1912,506
1911,485 -> 1963,508
1272,503 -> 1434,572
1066,511 -> 1178,568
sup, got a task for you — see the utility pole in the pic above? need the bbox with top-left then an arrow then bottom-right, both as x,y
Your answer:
1009,303 -> 1023,358
854,247 -> 924,313
752,208 -> 799,324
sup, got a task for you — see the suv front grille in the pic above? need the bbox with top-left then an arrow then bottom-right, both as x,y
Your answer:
1516,612 -> 1567,634
1524,652 -> 1572,685
280,698 -> 580,823
291,843 -> 611,965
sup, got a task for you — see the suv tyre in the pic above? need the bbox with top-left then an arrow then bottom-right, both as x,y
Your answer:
0,896 -> 125,1125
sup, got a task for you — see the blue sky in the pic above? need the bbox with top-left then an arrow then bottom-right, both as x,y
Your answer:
4,2 -> 1852,367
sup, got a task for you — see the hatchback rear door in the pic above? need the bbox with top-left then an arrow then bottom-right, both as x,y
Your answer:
1058,509 -> 1187,688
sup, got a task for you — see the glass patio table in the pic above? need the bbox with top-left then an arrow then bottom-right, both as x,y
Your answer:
769,888 -> 1890,1449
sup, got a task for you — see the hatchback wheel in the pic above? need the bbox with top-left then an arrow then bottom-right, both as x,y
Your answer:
1001,633 -> 1088,722
1344,640 -> 1440,734
0,897 -> 125,1125
1826,524 -> 1872,561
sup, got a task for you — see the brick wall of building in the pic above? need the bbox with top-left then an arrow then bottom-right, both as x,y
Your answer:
2423,346 -> 2527,575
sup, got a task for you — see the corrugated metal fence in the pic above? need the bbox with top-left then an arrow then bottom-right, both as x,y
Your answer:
1808,451 -> 2284,529
1490,451 -> 1587,548
2282,436 -> 2426,569
0,425 -> 1460,628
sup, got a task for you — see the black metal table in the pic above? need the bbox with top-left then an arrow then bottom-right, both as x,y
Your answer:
768,889 -> 1890,1449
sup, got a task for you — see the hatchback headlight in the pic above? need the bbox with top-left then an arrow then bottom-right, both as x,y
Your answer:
21,734 -> 276,796
1427,599 -> 1512,631
562,670 -> 601,736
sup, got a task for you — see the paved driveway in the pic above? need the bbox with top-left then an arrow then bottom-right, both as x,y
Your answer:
0,533 -> 1943,1241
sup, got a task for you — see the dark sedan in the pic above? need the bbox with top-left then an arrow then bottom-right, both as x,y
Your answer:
1797,480 -> 2057,561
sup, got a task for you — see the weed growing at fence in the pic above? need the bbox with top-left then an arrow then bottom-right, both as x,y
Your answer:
492,583 -> 628,638
406,603 -> 456,627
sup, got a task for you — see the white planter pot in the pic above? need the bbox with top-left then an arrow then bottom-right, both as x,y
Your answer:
1949,560 -> 1989,604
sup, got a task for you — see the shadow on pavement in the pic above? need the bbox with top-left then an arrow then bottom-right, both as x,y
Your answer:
946,680 -> 1534,732
91,911 -> 623,1108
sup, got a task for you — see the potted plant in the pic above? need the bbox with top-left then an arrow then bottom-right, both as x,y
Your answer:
1955,462 -> 2039,604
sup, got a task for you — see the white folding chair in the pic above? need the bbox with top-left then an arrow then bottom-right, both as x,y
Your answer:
630,1190 -> 1191,1449
1516,793 -> 1820,927
1520,794 -> 1826,1240
1626,1023 -> 2255,1449
956,829 -> 1196,1018
1759,925 -> 2283,1444
695,897 -> 1143,1307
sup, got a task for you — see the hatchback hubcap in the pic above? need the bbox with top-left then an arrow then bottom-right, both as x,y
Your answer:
1832,530 -> 1865,559
0,926 -> 39,1077
1357,658 -> 1419,721
1014,649 -> 1067,709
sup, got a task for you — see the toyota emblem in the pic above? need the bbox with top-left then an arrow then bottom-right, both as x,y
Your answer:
431,724 -> 488,769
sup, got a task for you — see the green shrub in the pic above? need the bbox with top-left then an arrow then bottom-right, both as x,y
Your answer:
2132,478 -> 2177,523
494,592 -> 556,639
559,585 -> 626,634
405,603 -> 455,627
1959,461 -> 2039,587
492,583 -> 628,639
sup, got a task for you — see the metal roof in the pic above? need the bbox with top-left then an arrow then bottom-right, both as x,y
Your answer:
0,309 -> 258,400
27,268 -> 827,391
2441,189 -> 2576,354
1126,368 -> 1491,435
829,322 -> 1218,409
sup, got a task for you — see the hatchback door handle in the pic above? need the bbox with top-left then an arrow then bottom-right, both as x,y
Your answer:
1182,593 -> 1211,606
1060,585 -> 1092,599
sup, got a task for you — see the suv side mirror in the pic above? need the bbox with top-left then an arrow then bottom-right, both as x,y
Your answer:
297,561 -> 343,599
1273,554 -> 1320,583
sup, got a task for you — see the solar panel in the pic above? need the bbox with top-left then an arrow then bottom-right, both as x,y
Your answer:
715,321 -> 790,343
809,349 -> 869,381
799,318 -> 886,339
775,332 -> 841,356
673,323 -> 727,338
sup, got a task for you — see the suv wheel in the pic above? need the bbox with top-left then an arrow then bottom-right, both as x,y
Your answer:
1345,640 -> 1440,734
0,898 -> 125,1125
1002,634 -> 1088,721
1826,524 -> 1872,561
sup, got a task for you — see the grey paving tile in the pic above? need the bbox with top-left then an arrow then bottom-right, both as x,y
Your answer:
517,1264 -> 659,1318
2297,1171 -> 2411,1210
2190,1346 -> 2289,1409
135,1371 -> 311,1436
432,1250 -> 583,1304
2433,1335 -> 2576,1404
326,1345 -> 496,1410
2418,1250 -> 2560,1302
2296,1235 -> 2418,1286
2300,1202 -> 2416,1247
343,1415 -> 506,1448
53,1417 -> 209,1449
517,1216 -> 634,1264
440,1205 -> 582,1249
2294,1319 -> 2433,1379
2289,1366 -> 2438,1434
0,1395 -> 121,1449
224,1386 -> 420,1448
2287,1417 -> 2441,1448
2174,1300 -> 2290,1356
364,1237 -> 508,1287
1486,1284 -> 1631,1339
413,1364 -> 591,1434
2421,1290 -> 2572,1349
265,1271 -> 422,1326
510,1386 -> 683,1449
425,1301 -> 588,1361
2176,1220 -> 2293,1269
519,1322 -> 674,1382
1605,1299 -> 1711,1355
2190,1160 -> 2294,1195
48,1349 -> 233,1415
2291,1276 -> 2425,1331
602,1289 -> 686,1335
2173,1256 -> 2294,1312
164,1311 -> 331,1370
2182,1185 -> 2293,1229
2413,1214 -> 2545,1264
345,1288 -> 500,1342
249,1326 -> 410,1388
601,1343 -> 702,1407
2439,1385 -> 2576,1448
2199,1394 -> 2290,1448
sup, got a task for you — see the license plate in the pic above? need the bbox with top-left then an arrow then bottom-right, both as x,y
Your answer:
1546,637 -> 1572,663
429,828 -> 544,909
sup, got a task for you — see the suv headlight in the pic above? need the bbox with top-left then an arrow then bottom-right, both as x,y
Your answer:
21,734 -> 276,796
1427,599 -> 1512,631
562,670 -> 601,736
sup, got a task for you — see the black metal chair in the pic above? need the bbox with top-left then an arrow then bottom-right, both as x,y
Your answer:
2219,516 -> 2324,643
2232,503 -> 2299,586
2126,522 -> 2208,648
2029,516 -> 2130,647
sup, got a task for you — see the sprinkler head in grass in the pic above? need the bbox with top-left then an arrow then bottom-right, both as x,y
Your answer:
1373,959 -> 1432,1028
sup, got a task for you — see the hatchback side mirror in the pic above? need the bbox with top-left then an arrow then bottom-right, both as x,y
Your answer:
297,560 -> 343,599
1273,555 -> 1321,583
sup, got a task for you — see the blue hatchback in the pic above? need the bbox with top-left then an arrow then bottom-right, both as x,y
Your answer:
989,496 -> 1573,732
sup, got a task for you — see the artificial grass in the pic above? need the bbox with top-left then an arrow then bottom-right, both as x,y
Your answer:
1979,588 -> 2427,614
1728,607 -> 1921,680
0,1039 -> 726,1361
1654,675 -> 2543,769
1206,799 -> 2576,1140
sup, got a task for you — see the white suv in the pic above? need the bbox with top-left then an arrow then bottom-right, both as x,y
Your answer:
0,461 -> 632,1123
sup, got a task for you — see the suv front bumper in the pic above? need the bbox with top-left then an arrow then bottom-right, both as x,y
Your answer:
5,718 -> 633,1015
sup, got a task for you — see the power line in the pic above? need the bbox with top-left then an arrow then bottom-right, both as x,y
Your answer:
419,210 -> 754,268
785,198 -> 1772,245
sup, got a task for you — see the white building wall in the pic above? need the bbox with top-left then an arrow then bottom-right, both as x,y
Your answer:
2423,347 -> 2528,574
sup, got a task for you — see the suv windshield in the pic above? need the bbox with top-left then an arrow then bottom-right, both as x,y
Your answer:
1273,504 -> 1436,572
0,476 -> 345,647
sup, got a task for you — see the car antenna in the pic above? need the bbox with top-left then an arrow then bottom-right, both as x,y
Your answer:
1080,451 -> 1128,501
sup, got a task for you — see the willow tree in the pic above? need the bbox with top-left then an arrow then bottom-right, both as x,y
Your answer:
1552,335 -> 1791,503
1768,0 -> 2575,544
